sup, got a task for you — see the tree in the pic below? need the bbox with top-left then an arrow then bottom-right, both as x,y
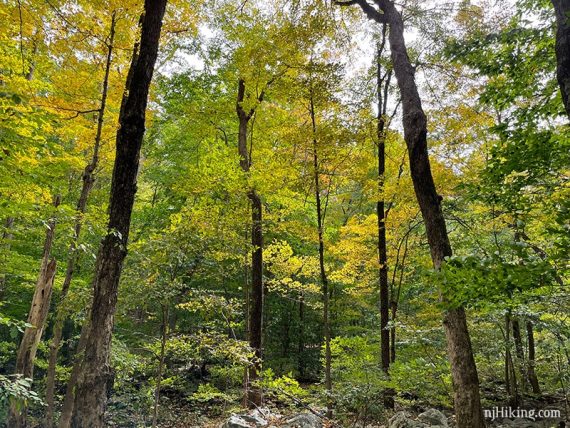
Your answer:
308,70 -> 333,417
336,1 -> 485,426
236,77 -> 266,408
67,0 -> 168,425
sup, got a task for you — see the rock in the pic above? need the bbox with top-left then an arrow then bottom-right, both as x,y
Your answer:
388,412 -> 427,428
222,414 -> 257,428
241,410 -> 268,427
282,412 -> 323,428
417,409 -> 448,427
389,409 -> 449,428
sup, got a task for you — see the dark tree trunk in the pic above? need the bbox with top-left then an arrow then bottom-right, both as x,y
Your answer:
552,0 -> 570,119
376,26 -> 395,409
512,318 -> 528,393
298,293 -> 305,379
505,312 -> 520,406
68,1 -> 167,426
248,189 -> 263,406
376,29 -> 391,377
526,321 -> 541,394
8,196 -> 60,428
309,86 -> 332,418
236,78 -> 265,408
336,1 -> 485,426
45,13 -> 117,428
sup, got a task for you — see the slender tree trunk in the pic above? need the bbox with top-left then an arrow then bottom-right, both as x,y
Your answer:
45,13 -> 117,428
309,86 -> 332,418
236,78 -> 264,408
512,318 -> 528,393
390,301 -> 397,362
241,227 -> 250,408
67,2 -> 167,425
298,293 -> 305,379
376,30 -> 391,377
551,0 -> 570,119
505,312 -> 520,406
376,27 -> 396,409
526,321 -> 541,394
248,189 -> 263,406
152,305 -> 168,428
8,196 -> 60,428
390,233 -> 408,363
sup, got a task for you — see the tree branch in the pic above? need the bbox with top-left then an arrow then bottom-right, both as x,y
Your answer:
335,0 -> 389,24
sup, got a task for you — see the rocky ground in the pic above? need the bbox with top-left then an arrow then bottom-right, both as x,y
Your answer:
218,408 -> 568,428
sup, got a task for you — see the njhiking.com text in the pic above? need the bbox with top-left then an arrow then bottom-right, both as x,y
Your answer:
484,406 -> 561,421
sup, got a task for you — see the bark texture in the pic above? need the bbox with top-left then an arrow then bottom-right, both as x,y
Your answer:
68,1 -> 167,426
336,1 -> 484,426
552,0 -> 570,119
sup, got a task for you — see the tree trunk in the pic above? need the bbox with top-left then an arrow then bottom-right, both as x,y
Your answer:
505,312 -> 520,406
337,1 -> 485,426
376,27 -> 396,409
390,301 -> 397,363
551,0 -> 570,119
383,2 -> 484,425
152,305 -> 168,428
376,29 -> 391,377
309,86 -> 332,418
68,1 -> 167,425
512,318 -> 528,393
526,321 -> 541,394
241,228 -> 250,408
8,196 -> 60,428
236,78 -> 264,408
58,320 -> 88,428
298,293 -> 305,379
45,13 -> 117,428
248,189 -> 263,407
390,231 -> 409,364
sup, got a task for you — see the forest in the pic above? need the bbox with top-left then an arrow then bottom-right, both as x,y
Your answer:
0,0 -> 569,427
